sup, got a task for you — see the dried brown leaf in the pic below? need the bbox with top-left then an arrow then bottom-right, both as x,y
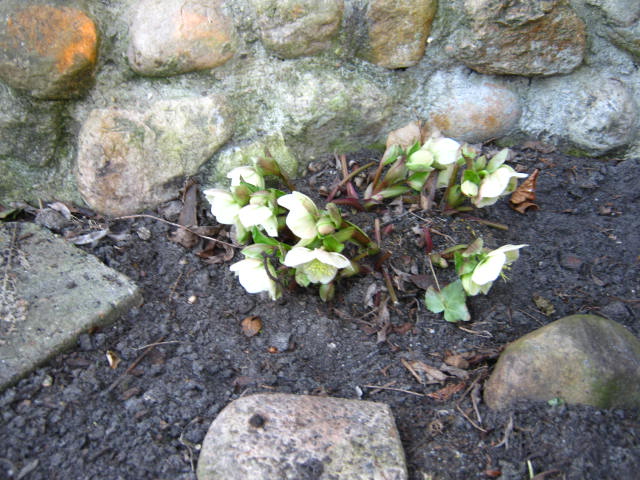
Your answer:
533,294 -> 556,316
444,354 -> 469,370
241,316 -> 263,337
404,359 -> 448,383
510,169 -> 540,213
426,382 -> 466,401
106,350 -> 121,369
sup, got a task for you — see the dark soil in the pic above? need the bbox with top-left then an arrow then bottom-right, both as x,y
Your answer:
1,146 -> 639,480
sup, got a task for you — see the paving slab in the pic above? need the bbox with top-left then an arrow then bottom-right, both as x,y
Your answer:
0,222 -> 141,390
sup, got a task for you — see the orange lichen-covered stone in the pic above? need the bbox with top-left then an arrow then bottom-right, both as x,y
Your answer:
0,4 -> 99,99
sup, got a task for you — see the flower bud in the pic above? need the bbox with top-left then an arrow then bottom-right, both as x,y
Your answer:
316,216 -> 336,235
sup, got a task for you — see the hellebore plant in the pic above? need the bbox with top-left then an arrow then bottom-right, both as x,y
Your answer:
425,239 -> 527,322
204,159 -> 378,301
329,126 -> 528,215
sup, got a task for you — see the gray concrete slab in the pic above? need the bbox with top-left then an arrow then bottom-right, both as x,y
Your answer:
0,222 -> 142,391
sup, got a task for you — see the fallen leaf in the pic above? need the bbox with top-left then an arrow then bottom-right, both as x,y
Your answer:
521,140 -> 556,154
48,201 -> 72,220
67,229 -> 109,245
170,180 -> 200,248
106,350 -> 121,369
510,169 -> 540,213
402,358 -> 448,384
426,382 -> 466,401
533,294 -> 556,316
241,316 -> 263,337
444,354 -> 469,370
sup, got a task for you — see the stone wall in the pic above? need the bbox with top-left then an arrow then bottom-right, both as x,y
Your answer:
1,0 -> 639,214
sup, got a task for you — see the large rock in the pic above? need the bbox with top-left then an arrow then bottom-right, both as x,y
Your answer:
522,73 -> 638,155
0,84 -> 64,167
77,95 -> 234,215
484,315 -> 640,410
254,0 -> 344,59
425,69 -> 521,143
277,67 -> 393,157
0,1 -> 99,99
446,0 -> 586,76
127,0 -> 236,76
357,0 -> 437,69
586,0 -> 640,59
197,393 -> 408,480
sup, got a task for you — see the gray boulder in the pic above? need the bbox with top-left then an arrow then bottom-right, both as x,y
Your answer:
484,315 -> 640,409
197,393 -> 408,480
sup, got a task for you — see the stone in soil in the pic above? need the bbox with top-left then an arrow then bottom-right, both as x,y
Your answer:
484,314 -> 640,409
0,222 -> 141,391
197,393 -> 408,480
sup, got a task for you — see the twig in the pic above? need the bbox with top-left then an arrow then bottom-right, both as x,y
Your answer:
456,403 -> 488,433
494,415 -> 514,448
133,340 -> 182,350
115,214 -> 239,248
326,161 -> 377,202
458,214 -> 509,231
427,255 -> 441,291
104,335 -> 167,394
362,385 -> 426,397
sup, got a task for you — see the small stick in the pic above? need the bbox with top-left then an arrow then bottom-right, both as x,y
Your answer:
115,214 -> 239,248
458,214 -> 509,231
456,403 -> 488,433
326,161 -> 377,202
362,385 -> 426,397
104,335 -> 167,394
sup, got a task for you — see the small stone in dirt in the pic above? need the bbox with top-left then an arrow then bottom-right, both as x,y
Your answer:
484,314 -> 640,410
197,393 -> 408,480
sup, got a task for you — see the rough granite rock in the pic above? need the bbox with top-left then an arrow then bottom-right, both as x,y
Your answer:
197,393 -> 408,480
254,0 -> 344,59
484,315 -> 640,410
425,68 -> 522,143
587,0 -> 640,58
358,0 -> 437,69
522,73 -> 638,155
0,1 -> 99,99
127,0 -> 236,76
0,84 -> 64,167
77,95 -> 234,215
446,0 -> 586,76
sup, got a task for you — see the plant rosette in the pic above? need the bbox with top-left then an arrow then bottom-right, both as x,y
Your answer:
457,242 -> 528,296
460,148 -> 528,208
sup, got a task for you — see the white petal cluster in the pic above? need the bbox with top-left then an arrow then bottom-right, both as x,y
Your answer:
461,244 -> 527,296
277,192 -> 320,241
283,247 -> 350,284
227,166 -> 264,189
229,257 -> 279,300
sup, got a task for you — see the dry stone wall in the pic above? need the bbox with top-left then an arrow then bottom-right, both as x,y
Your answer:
0,0 -> 639,214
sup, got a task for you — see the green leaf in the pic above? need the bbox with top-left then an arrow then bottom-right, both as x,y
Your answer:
405,140 -> 422,157
251,227 -> 281,246
462,169 -> 481,184
487,148 -> 510,172
382,144 -> 402,166
425,281 -> 470,323
319,282 -> 335,302
322,235 -> 345,253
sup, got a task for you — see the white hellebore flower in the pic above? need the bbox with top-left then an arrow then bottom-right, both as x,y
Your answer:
229,257 -> 279,300
283,247 -> 350,285
461,244 -> 527,296
227,166 -> 265,189
238,195 -> 278,237
423,137 -> 461,168
277,192 -> 320,241
203,189 -> 242,225
474,165 -> 528,208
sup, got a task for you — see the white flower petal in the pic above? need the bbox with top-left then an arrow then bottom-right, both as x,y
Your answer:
227,166 -> 265,188
286,209 -> 318,239
471,251 -> 507,285
479,166 -> 527,198
277,192 -> 319,216
313,249 -> 351,269
461,180 -> 478,197
283,247 -> 316,267
427,137 -> 461,167
205,189 -> 241,225
229,258 -> 277,299
238,204 -> 278,236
